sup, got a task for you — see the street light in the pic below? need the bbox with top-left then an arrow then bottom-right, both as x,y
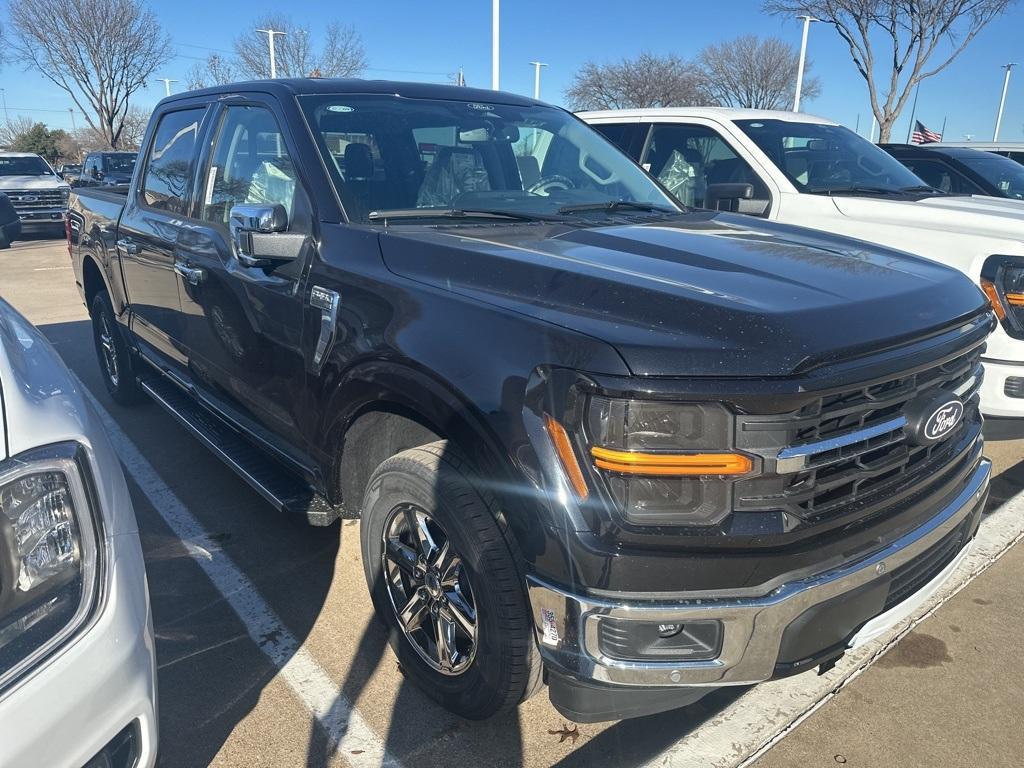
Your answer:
529,61 -> 548,100
257,28 -> 286,79
793,15 -> 818,112
492,0 -> 500,90
157,78 -> 178,97
0,89 -> 8,123
993,63 -> 1017,142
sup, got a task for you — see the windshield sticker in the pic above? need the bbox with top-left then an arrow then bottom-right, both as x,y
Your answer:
327,105 -> 355,113
466,102 -> 494,111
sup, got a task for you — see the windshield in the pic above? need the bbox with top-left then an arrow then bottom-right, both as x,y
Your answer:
299,95 -> 679,223
959,153 -> 1024,199
0,156 -> 54,177
734,119 -> 927,195
104,154 -> 137,174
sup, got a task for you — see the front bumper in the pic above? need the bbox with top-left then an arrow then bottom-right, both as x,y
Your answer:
529,458 -> 990,718
980,357 -> 1024,420
16,209 -> 67,231
0,530 -> 158,768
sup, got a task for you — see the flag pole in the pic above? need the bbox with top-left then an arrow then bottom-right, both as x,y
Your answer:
905,81 -> 921,143
940,116 -> 947,141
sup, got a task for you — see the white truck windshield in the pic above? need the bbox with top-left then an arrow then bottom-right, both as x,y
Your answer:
735,119 -> 930,196
0,156 -> 54,177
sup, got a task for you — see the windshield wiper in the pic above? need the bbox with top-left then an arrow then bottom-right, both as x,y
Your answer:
557,200 -> 678,215
899,185 -> 945,195
809,185 -> 904,197
367,208 -> 564,223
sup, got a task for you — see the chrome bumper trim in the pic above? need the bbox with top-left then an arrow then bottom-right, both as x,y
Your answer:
527,458 -> 990,688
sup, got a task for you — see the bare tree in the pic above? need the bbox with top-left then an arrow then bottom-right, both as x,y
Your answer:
234,15 -> 367,79
565,53 -> 707,111
698,35 -> 821,110
765,0 -> 1017,141
0,116 -> 37,149
186,54 -> 238,91
7,0 -> 172,149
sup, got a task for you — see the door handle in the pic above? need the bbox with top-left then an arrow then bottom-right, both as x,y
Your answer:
174,262 -> 205,286
116,238 -> 137,256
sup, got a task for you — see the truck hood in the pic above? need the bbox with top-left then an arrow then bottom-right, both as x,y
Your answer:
830,194 -> 1024,240
0,175 -> 69,191
379,212 -> 988,377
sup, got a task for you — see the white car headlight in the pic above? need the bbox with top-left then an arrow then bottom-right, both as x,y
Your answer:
0,446 -> 101,689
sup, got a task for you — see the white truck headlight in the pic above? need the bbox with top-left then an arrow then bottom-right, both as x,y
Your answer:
0,448 -> 101,688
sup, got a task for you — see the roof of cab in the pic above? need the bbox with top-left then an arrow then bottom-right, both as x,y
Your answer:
577,107 -> 839,125
161,77 -> 545,108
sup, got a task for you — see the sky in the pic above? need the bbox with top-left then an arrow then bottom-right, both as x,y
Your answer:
0,0 -> 1022,143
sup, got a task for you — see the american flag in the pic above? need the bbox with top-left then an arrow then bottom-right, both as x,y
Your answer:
911,120 -> 942,144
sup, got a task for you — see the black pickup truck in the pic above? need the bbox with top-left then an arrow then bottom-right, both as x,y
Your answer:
68,79 -> 994,723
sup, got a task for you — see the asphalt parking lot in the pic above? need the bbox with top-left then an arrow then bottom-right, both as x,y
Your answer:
2,235 -> 1023,767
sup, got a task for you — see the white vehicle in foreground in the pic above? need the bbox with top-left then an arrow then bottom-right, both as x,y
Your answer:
580,108 -> 1024,431
0,298 -> 156,767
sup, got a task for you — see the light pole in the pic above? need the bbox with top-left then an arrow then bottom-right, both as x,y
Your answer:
158,78 -> 178,97
492,0 -> 500,90
68,108 -> 76,132
529,61 -> 548,100
0,89 -> 8,124
994,63 -> 1017,142
257,28 -> 286,79
793,15 -> 818,112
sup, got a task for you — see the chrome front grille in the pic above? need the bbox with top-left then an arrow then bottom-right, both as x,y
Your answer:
4,189 -> 67,213
735,343 -> 984,529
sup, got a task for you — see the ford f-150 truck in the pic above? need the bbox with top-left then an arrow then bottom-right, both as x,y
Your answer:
580,109 -> 1024,432
68,80 -> 994,723
0,152 -> 70,237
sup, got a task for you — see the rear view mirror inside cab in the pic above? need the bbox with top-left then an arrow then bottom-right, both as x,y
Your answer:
457,124 -> 520,143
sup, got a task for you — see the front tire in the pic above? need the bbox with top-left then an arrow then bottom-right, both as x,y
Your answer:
90,290 -> 143,405
360,441 -> 542,720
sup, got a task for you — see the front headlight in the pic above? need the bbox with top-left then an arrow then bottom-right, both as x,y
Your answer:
583,397 -> 753,527
0,449 -> 100,689
981,256 -> 1024,339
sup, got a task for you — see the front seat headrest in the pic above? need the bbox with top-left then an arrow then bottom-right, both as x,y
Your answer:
344,143 -> 374,180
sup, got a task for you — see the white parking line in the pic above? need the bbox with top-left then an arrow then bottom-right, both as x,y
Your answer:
645,483 -> 1024,768
79,383 -> 400,768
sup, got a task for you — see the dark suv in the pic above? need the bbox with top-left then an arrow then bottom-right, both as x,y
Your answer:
68,79 -> 993,723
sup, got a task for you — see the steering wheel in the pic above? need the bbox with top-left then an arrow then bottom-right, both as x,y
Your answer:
527,175 -> 575,196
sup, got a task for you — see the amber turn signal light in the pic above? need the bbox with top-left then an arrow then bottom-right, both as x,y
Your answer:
544,415 -> 590,499
1006,292 -> 1024,307
980,279 -> 1007,321
590,447 -> 752,476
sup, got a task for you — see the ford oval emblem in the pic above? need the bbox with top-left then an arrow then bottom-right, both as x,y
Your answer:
924,400 -> 963,441
22,195 -> 38,203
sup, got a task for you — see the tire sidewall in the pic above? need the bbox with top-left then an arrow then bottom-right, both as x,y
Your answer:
360,454 -> 527,716
90,291 -> 139,403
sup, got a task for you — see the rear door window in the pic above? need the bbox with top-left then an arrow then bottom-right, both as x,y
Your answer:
140,108 -> 206,214
590,123 -> 640,159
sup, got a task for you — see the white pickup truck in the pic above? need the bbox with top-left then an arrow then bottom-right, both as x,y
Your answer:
0,152 -> 71,237
580,108 -> 1024,430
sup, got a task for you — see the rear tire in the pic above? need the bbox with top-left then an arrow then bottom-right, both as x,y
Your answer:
90,290 -> 144,405
360,441 -> 542,720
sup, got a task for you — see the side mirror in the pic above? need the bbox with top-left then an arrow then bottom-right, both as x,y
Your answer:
228,203 -> 305,268
704,183 -> 754,212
